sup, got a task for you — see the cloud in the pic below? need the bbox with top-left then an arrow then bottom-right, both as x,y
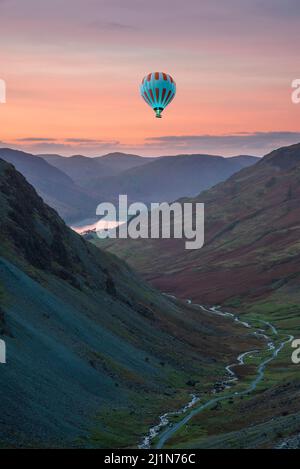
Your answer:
16,137 -> 57,142
145,132 -> 300,156
9,137 -> 121,156
65,138 -> 119,144
6,131 -> 300,158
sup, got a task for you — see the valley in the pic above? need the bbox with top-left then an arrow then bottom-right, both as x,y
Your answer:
93,143 -> 300,448
0,157 -> 260,448
0,143 -> 299,448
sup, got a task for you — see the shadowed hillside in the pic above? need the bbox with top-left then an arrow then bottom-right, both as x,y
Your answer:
0,148 -> 98,223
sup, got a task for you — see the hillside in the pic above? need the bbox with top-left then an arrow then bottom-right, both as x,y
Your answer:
98,144 -> 300,306
90,154 -> 259,204
0,158 -> 257,448
0,148 -> 97,223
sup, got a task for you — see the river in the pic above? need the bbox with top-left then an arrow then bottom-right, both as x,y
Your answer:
139,296 -> 294,449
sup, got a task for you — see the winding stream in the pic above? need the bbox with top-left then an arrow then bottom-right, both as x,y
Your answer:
138,296 -> 293,449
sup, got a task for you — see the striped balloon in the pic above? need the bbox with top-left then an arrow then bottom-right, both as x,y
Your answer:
140,72 -> 176,118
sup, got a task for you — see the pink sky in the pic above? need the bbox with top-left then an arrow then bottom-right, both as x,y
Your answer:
1,0 -> 300,156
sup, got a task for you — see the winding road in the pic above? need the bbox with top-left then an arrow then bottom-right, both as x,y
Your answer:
139,296 -> 294,449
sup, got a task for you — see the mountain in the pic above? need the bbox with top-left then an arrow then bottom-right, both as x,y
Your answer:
98,143 -> 300,307
0,158 -> 256,448
0,148 -> 98,223
0,149 -> 258,229
41,151 -> 259,205
89,154 -> 260,204
41,152 -> 156,189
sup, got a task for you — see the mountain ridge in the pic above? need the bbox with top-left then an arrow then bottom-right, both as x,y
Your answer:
87,153 -> 260,204
0,148 -> 258,224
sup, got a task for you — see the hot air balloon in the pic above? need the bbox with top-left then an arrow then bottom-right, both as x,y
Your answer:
140,72 -> 176,118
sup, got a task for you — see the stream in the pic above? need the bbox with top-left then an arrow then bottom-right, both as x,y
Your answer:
138,296 -> 294,449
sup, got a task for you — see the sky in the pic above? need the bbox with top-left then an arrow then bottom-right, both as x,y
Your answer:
0,0 -> 300,157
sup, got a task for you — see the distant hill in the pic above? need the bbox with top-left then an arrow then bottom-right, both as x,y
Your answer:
88,153 -> 260,204
96,152 -> 157,171
41,152 -> 156,188
0,148 -> 98,223
0,158 -> 255,447
227,155 -> 260,167
41,152 -> 259,204
2,148 -> 258,225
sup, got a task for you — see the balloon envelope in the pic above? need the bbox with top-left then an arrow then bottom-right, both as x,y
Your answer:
140,72 -> 176,118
